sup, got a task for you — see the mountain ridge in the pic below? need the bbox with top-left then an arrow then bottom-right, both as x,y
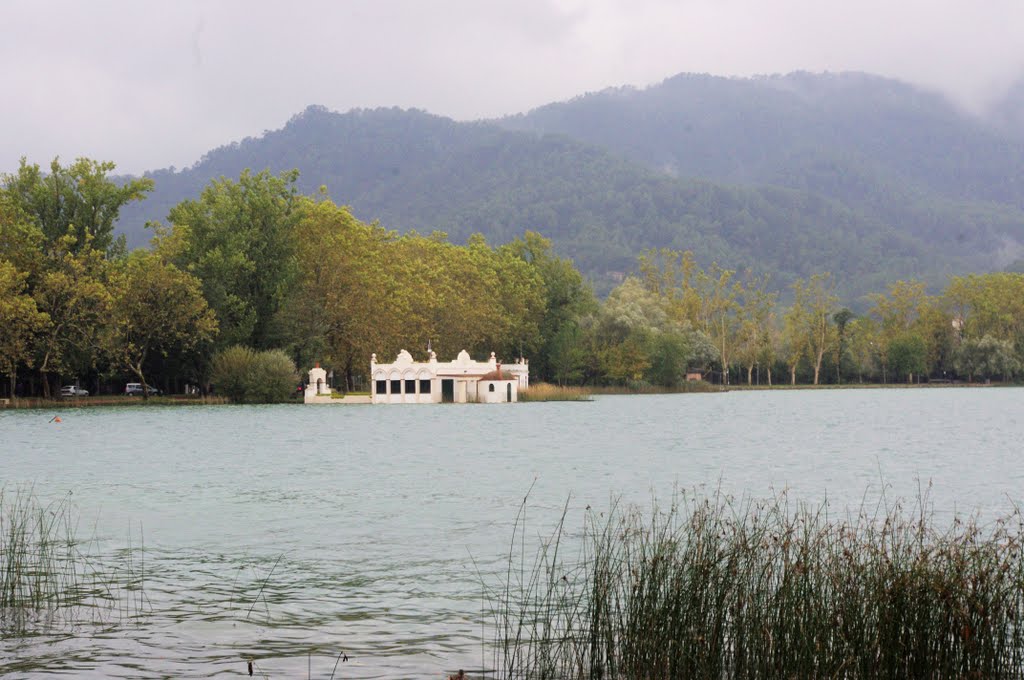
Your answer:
114,71 -> 1024,300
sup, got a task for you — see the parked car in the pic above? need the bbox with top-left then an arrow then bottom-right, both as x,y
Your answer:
125,383 -> 161,396
60,385 -> 89,397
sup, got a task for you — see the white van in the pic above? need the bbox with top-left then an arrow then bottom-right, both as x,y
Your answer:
125,383 -> 160,396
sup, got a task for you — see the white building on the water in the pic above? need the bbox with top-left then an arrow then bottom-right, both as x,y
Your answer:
370,349 -> 528,404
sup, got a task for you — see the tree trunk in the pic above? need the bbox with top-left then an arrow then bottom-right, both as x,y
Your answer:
9,369 -> 15,399
767,367 -> 772,387
813,350 -> 824,386
345,355 -> 355,393
747,364 -> 753,385
39,348 -> 54,399
130,362 -> 149,401
790,365 -> 797,385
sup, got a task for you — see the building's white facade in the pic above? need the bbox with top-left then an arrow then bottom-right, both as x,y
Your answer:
304,364 -> 333,404
370,349 -> 528,404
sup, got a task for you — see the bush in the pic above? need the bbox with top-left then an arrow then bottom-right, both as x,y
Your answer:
211,346 -> 298,403
247,349 -> 299,403
210,346 -> 255,402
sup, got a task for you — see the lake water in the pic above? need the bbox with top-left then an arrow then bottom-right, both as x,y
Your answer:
1,388 -> 1022,678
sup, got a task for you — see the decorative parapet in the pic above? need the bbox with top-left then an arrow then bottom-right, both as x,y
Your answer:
369,349 -> 529,403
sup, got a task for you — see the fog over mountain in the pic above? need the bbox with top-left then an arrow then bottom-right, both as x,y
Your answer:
991,76 -> 1024,138
115,71 -> 1024,301
3,1 -> 1024,174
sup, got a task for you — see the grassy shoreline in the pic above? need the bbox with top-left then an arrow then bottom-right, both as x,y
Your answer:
524,380 -> 1012,399
1,395 -> 229,409
2,380 -> 1013,409
723,380 -> 1006,391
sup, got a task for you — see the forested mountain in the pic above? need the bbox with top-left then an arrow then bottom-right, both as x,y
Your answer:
502,72 -> 1024,201
499,72 -> 1024,271
992,76 -> 1024,138
116,72 -> 1024,299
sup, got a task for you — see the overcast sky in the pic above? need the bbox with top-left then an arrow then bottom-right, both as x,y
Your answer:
3,0 -> 1024,174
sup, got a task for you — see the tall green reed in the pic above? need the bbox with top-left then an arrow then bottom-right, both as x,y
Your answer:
489,489 -> 1024,679
0,488 -> 147,633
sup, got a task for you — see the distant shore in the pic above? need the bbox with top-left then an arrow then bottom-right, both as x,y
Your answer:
722,380 -> 1010,391
2,380 -> 1013,409
1,395 -> 230,409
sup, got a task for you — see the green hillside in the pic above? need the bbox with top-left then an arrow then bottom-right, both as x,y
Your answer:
116,72 -> 1024,299
500,72 -> 1024,266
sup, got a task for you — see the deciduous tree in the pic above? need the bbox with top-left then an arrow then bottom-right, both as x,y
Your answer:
792,273 -> 838,385
953,335 -> 1021,382
3,158 -> 152,253
105,252 -> 218,398
32,235 -> 111,397
696,263 -> 741,384
162,169 -> 300,349
887,333 -> 927,383
0,261 -> 48,397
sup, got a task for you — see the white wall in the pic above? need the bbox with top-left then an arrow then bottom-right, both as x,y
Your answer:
369,349 -> 527,404
479,380 -> 517,403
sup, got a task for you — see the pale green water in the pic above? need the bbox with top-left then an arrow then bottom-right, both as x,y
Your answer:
1,389 -> 1022,677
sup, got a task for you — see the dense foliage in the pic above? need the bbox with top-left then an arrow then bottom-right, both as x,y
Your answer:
3,158 -> 1024,399
210,346 -> 298,404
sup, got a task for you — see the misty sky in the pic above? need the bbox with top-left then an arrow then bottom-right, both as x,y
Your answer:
3,0 -> 1024,174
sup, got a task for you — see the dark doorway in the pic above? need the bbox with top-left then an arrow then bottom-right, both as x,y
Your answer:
507,383 -> 512,402
441,379 -> 454,403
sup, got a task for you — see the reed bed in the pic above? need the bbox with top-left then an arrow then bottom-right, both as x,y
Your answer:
587,382 -> 722,395
0,488 -> 146,633
488,491 -> 1024,679
519,384 -> 593,402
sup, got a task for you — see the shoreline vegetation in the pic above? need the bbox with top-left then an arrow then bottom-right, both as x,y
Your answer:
0,489 -> 147,634
3,160 -> 1024,405
0,395 -> 228,409
6,484 -> 1024,677
519,383 -> 594,402
1,379 -> 1015,409
490,490 -> 1024,679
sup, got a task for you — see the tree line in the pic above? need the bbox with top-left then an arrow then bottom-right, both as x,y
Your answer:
1,158 -> 1021,400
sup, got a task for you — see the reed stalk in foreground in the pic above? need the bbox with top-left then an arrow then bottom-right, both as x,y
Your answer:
488,490 -> 1024,679
0,488 -> 146,633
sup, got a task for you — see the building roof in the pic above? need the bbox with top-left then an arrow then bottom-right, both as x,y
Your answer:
478,369 -> 515,381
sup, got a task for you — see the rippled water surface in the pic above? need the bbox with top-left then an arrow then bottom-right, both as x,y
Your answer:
2,388 -> 1023,677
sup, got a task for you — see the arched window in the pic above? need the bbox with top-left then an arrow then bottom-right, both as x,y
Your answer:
488,384 -> 495,392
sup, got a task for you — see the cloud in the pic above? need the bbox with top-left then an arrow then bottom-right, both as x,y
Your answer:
1,0 -> 1022,174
